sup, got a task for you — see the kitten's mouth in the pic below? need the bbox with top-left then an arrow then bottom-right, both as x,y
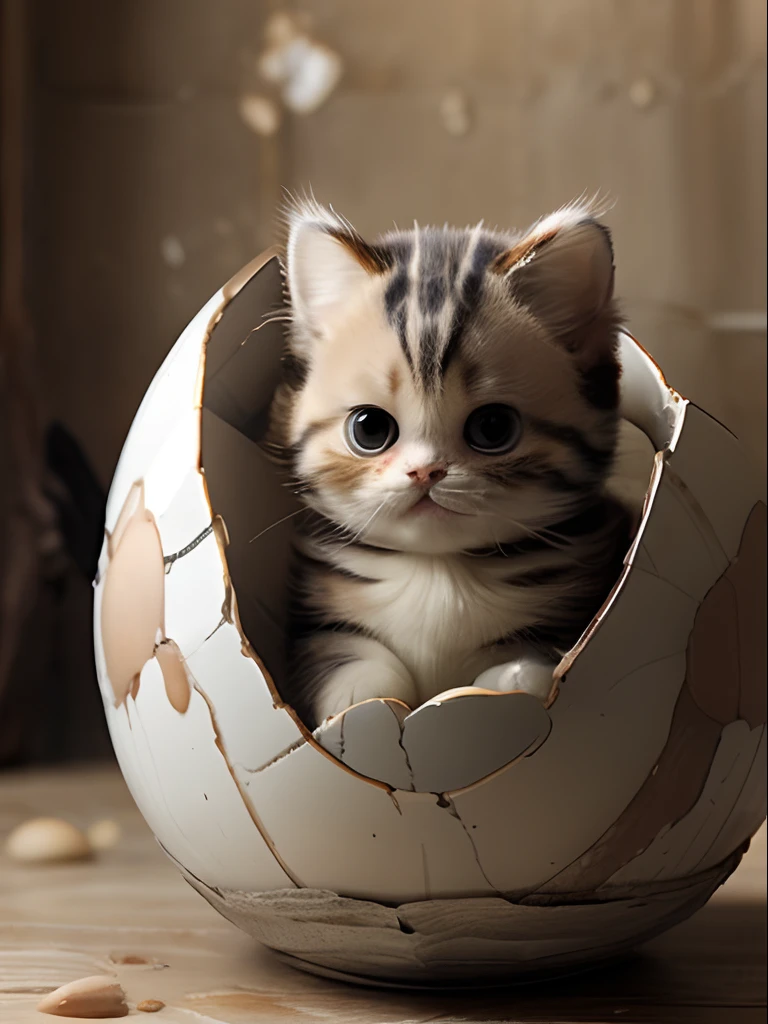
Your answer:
407,494 -> 468,518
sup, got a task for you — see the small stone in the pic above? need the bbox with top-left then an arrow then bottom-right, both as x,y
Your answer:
87,819 -> 121,851
137,999 -> 166,1013
5,817 -> 92,864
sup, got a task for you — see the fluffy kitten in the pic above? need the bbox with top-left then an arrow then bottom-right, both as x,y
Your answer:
267,200 -> 634,730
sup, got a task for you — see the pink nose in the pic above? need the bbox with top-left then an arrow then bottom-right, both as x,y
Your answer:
407,464 -> 447,486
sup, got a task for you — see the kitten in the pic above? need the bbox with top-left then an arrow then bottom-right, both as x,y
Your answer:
266,200 -> 636,730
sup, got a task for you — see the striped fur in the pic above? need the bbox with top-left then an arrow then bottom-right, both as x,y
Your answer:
266,199 -> 635,728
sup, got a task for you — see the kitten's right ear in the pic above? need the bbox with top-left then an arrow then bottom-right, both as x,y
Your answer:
286,202 -> 390,348
491,205 -> 615,350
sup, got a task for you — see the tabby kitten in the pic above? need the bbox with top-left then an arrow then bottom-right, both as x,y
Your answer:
268,200 -> 633,730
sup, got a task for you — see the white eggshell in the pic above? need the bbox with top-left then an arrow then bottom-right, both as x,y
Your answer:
93,250 -> 767,985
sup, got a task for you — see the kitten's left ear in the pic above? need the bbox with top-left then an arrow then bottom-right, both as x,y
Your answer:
492,209 -> 616,350
286,203 -> 389,346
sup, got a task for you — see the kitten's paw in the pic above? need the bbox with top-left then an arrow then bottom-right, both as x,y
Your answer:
314,659 -> 418,725
474,654 -> 556,702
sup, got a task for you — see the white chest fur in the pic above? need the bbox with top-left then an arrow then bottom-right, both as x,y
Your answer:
338,550 -> 549,701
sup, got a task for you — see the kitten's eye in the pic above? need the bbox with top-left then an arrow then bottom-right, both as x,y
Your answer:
464,404 -> 521,454
345,407 -> 399,456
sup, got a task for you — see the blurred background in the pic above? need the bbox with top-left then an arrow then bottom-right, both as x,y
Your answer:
1,0 -> 765,767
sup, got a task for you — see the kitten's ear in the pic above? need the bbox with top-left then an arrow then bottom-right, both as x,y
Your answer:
492,208 -> 615,349
286,203 -> 389,344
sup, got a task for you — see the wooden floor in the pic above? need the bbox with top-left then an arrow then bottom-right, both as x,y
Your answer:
0,767 -> 764,1023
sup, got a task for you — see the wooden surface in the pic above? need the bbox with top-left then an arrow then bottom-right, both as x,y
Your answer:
0,767 -> 765,1023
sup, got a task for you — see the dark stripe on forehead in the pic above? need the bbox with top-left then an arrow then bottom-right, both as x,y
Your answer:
383,267 -> 414,373
419,275 -> 447,316
379,227 -> 509,391
438,314 -> 467,382
384,267 -> 408,316
438,234 -> 507,382
391,305 -> 414,372
418,320 -> 441,388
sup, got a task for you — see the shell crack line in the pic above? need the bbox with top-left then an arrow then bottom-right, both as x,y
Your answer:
164,524 -> 214,573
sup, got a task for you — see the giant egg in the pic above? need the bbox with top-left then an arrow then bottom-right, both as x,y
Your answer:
94,250 -> 766,986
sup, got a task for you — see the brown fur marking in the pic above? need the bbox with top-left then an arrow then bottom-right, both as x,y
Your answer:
490,227 -> 559,276
387,364 -> 402,396
315,448 -> 368,492
327,227 -> 392,275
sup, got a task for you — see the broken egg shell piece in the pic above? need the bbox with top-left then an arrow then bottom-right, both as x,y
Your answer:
5,817 -> 92,864
314,699 -> 413,791
401,689 -> 553,794
314,690 -> 552,794
36,975 -> 128,1018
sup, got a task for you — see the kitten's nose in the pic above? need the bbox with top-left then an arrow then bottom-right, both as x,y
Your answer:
407,464 -> 447,487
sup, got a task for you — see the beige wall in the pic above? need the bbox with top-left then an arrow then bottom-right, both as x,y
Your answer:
30,0 -> 765,488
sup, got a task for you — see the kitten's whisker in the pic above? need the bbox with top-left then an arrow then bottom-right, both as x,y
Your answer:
249,507 -> 308,544
436,489 -> 487,498
473,509 -> 574,550
478,510 -> 599,568
336,500 -> 389,549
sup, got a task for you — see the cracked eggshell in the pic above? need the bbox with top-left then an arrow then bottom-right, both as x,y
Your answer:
94,249 -> 766,985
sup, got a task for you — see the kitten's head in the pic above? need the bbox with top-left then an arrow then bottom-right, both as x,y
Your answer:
273,199 -> 622,555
